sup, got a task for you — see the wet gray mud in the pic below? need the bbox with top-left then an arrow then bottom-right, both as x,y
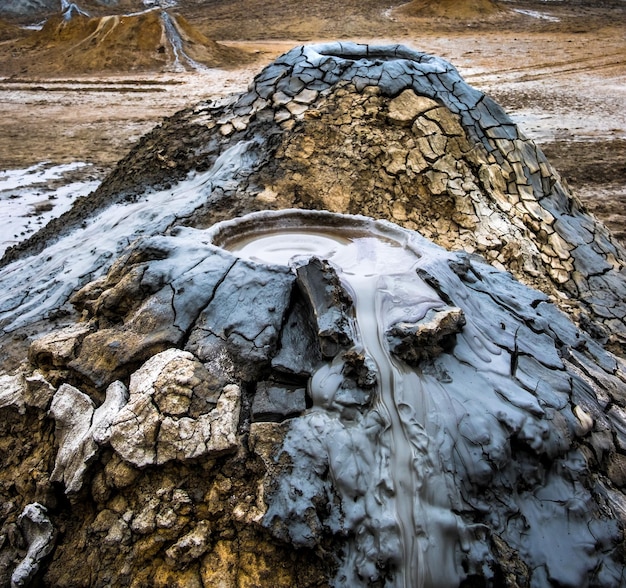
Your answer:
211,210 -> 626,587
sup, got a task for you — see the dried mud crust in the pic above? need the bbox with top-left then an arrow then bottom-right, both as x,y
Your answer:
0,2 -> 623,251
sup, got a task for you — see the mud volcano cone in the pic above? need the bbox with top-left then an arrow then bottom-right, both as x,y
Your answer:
1,43 -> 626,588
399,0 -> 506,18
7,7 -> 249,74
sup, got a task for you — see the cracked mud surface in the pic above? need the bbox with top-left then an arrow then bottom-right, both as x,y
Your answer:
6,205 -> 626,586
0,2 -> 624,246
0,4 -> 625,581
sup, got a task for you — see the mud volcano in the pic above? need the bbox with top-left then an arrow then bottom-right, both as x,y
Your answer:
1,43 -> 626,587
1,3 -> 248,75
214,210 -> 626,587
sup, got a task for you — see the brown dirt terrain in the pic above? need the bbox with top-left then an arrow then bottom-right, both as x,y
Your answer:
0,0 -> 624,241
398,0 -> 506,18
0,19 -> 25,41
1,10 -> 250,76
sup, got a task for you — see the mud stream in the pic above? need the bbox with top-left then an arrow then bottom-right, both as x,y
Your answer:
225,220 -> 463,587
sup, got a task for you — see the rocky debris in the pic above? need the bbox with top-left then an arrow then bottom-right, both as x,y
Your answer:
0,370 -> 55,414
10,503 -> 55,588
107,349 -> 240,467
28,323 -> 94,390
49,381 -> 127,493
1,43 -> 626,587
386,306 -> 466,365
294,257 -> 357,358
0,374 -> 28,414
340,349 -> 377,389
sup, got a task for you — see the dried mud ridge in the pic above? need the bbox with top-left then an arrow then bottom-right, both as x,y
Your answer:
0,4 -> 251,76
1,43 -> 626,587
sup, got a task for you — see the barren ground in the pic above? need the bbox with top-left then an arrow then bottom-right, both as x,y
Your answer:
0,0 -> 624,242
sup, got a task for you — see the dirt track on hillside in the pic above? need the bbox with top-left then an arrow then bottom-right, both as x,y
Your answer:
0,0 -> 624,241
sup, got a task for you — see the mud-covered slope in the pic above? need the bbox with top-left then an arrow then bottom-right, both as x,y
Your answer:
1,8 -> 250,75
4,42 -> 625,354
1,43 -> 626,588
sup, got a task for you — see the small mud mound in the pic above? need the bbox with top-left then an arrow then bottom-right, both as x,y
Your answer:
398,0 -> 507,19
3,8 -> 250,75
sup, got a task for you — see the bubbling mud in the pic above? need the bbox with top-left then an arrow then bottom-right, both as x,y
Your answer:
215,210 -> 467,588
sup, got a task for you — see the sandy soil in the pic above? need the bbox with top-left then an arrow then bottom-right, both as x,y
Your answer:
0,0 -> 624,241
